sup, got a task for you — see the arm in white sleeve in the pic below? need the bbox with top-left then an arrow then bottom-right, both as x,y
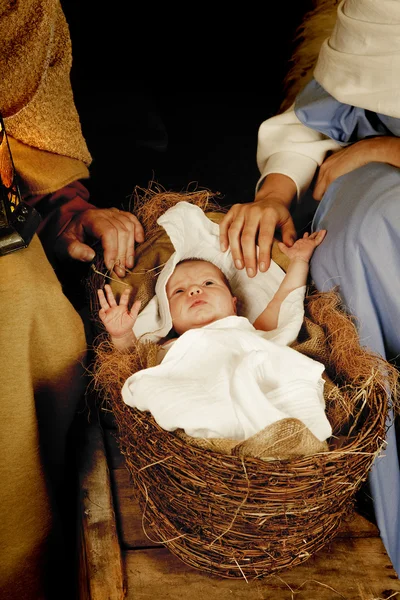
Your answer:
256,104 -> 342,200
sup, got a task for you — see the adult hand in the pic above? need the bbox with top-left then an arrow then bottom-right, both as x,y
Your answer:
55,207 -> 145,277
219,173 -> 297,276
313,137 -> 400,201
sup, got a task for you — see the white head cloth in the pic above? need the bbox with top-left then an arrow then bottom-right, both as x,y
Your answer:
314,0 -> 400,118
133,202 -> 304,343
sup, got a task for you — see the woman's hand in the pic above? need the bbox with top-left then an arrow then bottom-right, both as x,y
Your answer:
55,207 -> 145,277
313,137 -> 400,201
97,284 -> 141,349
219,173 -> 297,277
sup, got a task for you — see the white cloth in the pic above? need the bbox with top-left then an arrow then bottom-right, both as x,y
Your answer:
122,315 -> 331,442
256,105 -> 340,198
133,201 -> 306,343
257,0 -> 400,197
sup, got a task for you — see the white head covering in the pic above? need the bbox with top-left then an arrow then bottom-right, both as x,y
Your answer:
133,202 -> 305,344
314,0 -> 400,117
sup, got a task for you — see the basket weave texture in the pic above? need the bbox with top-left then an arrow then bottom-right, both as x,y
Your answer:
88,188 -> 398,580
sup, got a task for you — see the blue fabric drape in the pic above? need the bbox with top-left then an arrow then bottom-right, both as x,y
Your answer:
294,78 -> 400,576
295,78 -> 400,142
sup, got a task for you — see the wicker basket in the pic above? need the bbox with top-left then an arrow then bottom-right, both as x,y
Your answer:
89,189 -> 398,580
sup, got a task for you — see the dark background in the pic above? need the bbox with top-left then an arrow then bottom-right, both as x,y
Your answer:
60,2 -> 313,211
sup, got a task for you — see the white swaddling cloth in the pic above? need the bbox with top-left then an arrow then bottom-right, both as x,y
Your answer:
122,315 -> 331,442
122,201 -> 332,442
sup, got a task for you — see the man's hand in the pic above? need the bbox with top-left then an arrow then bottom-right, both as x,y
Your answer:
219,174 -> 297,277
55,207 -> 145,277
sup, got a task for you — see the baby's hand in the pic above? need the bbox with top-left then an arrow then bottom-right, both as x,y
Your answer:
97,284 -> 141,341
277,230 -> 326,263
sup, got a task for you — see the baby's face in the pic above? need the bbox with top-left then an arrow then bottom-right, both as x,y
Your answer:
166,260 -> 237,335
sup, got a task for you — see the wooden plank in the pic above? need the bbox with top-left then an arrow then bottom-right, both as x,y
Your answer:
335,511 -> 378,539
103,425 -> 126,470
123,539 -> 400,600
99,425 -> 399,599
103,425 -> 399,599
109,467 -> 151,549
77,420 -> 126,600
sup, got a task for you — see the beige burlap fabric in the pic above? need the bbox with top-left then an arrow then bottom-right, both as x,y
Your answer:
176,418 -> 328,460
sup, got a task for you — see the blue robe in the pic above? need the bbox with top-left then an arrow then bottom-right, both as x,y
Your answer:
294,78 -> 400,575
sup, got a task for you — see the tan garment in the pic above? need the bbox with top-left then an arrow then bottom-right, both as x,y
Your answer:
0,3 -> 92,596
1,0 -> 92,194
0,235 -> 87,599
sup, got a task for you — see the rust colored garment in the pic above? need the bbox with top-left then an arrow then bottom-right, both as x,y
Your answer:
24,179 -> 96,257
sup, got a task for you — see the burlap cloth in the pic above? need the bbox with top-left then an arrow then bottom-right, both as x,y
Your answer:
92,190 -> 350,461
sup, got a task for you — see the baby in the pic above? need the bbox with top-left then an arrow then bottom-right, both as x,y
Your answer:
97,229 -> 331,443
97,230 -> 326,350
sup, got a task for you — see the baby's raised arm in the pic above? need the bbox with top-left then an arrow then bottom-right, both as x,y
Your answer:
97,284 -> 141,350
253,230 -> 326,332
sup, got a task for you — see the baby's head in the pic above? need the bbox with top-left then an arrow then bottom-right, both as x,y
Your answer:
165,259 -> 237,335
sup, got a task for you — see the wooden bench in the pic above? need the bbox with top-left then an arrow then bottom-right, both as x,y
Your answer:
77,418 -> 400,600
